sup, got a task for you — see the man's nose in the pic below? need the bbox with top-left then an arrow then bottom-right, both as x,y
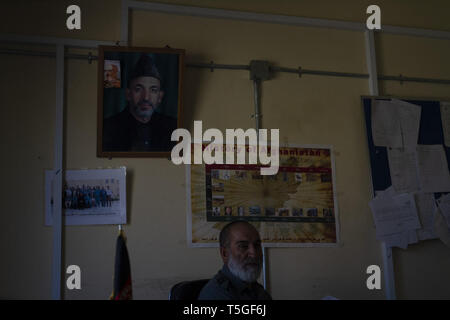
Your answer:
141,88 -> 150,100
247,244 -> 260,258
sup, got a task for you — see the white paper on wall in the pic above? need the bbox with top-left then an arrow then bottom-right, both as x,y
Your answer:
387,148 -> 420,193
416,145 -> 450,193
382,230 -> 418,249
369,192 -> 421,238
371,100 -> 403,148
414,193 -> 438,241
392,99 -> 421,149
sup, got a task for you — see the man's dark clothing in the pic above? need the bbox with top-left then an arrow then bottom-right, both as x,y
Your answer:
198,265 -> 272,300
103,107 -> 177,152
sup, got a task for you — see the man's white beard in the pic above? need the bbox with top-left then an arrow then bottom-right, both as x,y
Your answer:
227,255 -> 262,283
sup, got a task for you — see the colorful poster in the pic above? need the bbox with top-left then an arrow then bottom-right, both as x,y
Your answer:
187,144 -> 339,247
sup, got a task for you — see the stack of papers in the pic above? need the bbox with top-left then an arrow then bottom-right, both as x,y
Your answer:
369,187 -> 438,249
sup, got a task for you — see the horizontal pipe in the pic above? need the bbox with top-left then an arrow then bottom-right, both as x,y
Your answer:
272,66 -> 369,79
126,1 -> 450,40
0,48 -> 97,61
302,69 -> 368,78
0,33 -> 116,49
187,62 -> 249,70
378,74 -> 450,85
1,48 -> 449,85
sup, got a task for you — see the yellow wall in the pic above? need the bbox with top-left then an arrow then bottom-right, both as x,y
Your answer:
1,0 -> 449,299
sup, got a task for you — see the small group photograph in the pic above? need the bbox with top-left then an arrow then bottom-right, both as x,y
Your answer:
45,168 -> 127,225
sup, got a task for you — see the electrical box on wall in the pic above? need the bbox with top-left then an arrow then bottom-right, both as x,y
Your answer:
249,60 -> 272,81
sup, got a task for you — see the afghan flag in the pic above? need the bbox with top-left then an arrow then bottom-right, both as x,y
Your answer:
110,230 -> 132,300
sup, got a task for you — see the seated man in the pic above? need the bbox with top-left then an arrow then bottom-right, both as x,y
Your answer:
198,221 -> 272,300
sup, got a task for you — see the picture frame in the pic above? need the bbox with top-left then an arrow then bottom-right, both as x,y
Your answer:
97,46 -> 185,157
45,168 -> 127,226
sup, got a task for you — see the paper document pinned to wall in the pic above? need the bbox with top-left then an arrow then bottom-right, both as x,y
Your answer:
387,148 -> 420,193
406,229 -> 418,246
382,230 -> 418,249
414,193 -> 437,241
416,145 -> 450,193
370,187 -> 423,249
440,102 -> 450,147
392,99 -> 421,149
382,232 -> 406,249
376,185 -> 396,198
371,100 -> 403,148
369,192 -> 421,238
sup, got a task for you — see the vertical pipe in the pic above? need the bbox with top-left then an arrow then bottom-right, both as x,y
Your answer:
364,30 -> 396,300
253,79 -> 261,131
253,78 -> 267,290
381,242 -> 396,299
262,246 -> 267,290
51,44 -> 65,300
364,30 -> 379,95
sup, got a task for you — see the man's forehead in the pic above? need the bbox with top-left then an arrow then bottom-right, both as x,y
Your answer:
130,76 -> 161,86
230,223 -> 261,242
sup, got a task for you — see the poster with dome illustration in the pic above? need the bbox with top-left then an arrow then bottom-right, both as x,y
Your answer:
187,144 -> 339,247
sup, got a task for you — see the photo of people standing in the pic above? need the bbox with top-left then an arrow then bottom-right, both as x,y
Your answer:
62,179 -> 120,215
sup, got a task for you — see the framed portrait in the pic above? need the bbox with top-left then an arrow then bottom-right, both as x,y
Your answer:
45,168 -> 127,226
97,46 -> 185,157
